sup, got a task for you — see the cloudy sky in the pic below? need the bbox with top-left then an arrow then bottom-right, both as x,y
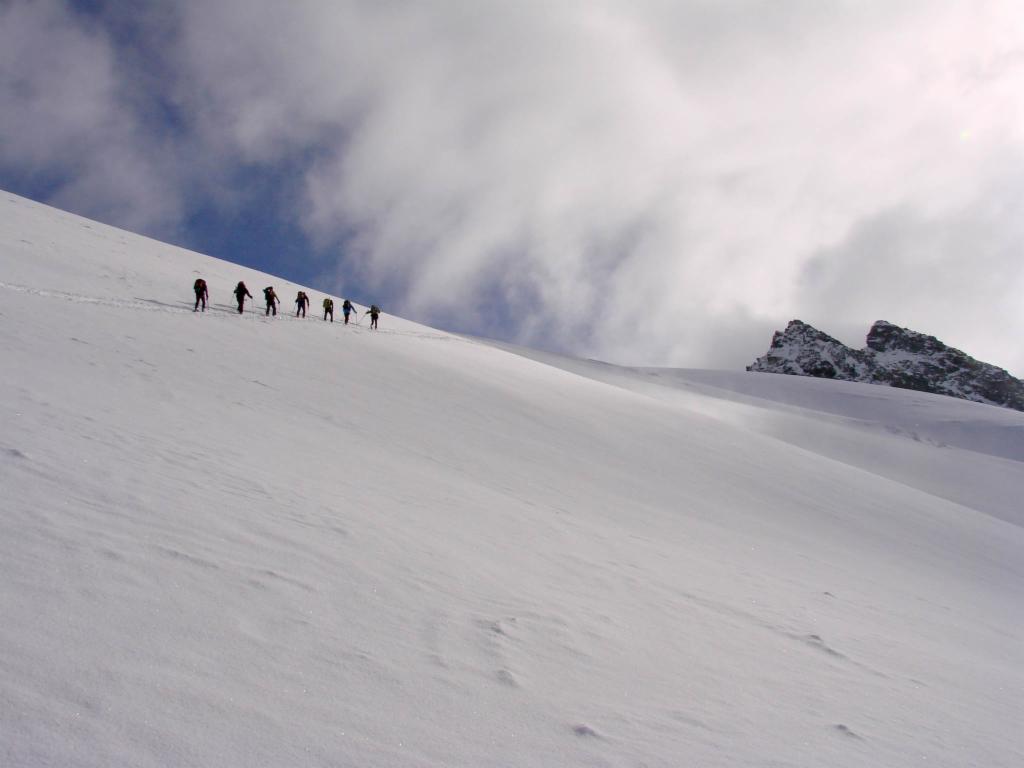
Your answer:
2,0 -> 1022,374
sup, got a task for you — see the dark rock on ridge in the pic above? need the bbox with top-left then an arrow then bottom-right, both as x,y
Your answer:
748,319 -> 1024,412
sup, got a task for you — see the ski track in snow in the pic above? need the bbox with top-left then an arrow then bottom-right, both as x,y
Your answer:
1,191 -> 1023,767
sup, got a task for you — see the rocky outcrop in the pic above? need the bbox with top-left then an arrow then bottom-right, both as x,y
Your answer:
748,320 -> 1024,411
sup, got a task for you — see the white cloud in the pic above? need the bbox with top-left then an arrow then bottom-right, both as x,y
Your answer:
798,170 -> 1024,376
174,0 -> 1024,369
6,1 -> 1024,373
0,0 -> 182,233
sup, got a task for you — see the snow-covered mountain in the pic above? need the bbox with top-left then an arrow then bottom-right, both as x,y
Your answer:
749,319 -> 1024,411
1,191 -> 1022,767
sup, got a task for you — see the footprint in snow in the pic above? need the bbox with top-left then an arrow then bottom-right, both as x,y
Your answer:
155,546 -> 219,570
475,617 -> 517,638
833,724 -> 862,739
494,669 -> 519,688
803,634 -> 847,659
97,548 -> 124,562
571,724 -> 600,738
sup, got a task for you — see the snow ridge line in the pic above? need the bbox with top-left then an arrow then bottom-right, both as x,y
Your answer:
0,280 -> 457,341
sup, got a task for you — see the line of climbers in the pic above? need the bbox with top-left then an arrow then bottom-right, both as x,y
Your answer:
192,278 -> 380,328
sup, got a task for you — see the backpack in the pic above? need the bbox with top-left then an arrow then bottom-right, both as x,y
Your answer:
323,298 -> 333,308
370,305 -> 380,315
194,278 -> 206,291
342,300 -> 353,310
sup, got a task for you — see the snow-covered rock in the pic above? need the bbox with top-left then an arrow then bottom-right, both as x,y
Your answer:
749,319 -> 1024,411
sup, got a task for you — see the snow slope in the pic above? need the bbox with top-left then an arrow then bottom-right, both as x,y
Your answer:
1,191 -> 1022,767
482,343 -> 1024,529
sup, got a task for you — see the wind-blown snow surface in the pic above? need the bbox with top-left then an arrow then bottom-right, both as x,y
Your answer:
1,192 -> 1022,767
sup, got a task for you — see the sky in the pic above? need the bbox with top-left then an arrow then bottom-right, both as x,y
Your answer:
2,0 -> 1023,374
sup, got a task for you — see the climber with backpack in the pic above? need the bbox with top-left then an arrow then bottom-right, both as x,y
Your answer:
367,304 -> 381,330
263,286 -> 279,316
193,278 -> 209,312
342,299 -> 356,325
295,291 -> 310,318
323,297 -> 334,322
234,281 -> 252,314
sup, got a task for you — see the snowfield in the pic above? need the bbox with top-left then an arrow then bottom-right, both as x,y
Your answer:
1,192 -> 1022,767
